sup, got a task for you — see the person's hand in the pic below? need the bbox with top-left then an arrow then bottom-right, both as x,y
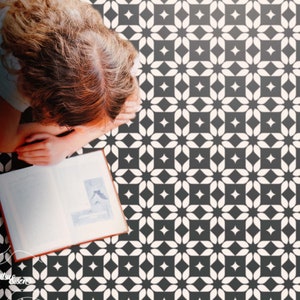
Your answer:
110,85 -> 141,130
116,91 -> 141,125
15,133 -> 72,166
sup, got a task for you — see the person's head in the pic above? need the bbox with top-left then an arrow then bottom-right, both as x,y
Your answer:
1,0 -> 138,127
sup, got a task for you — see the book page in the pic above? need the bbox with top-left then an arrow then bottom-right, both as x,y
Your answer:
0,151 -> 127,261
0,166 -> 70,260
53,151 -> 127,244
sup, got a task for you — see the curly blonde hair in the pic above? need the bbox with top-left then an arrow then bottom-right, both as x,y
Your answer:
0,0 -> 138,126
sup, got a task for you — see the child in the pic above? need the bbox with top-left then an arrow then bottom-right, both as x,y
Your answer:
0,0 -> 140,165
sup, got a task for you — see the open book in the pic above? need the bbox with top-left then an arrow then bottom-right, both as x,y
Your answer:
0,150 -> 128,262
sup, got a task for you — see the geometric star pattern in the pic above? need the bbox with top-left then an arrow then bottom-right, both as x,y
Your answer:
1,0 -> 300,299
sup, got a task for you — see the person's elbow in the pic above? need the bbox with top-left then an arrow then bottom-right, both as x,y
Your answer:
0,135 -> 19,153
0,98 -> 23,153
0,144 -> 17,153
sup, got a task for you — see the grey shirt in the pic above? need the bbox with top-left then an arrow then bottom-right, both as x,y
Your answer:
0,6 -> 30,112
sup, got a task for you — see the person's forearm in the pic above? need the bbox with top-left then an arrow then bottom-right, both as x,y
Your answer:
18,122 -> 69,142
0,97 -> 21,152
15,123 -> 109,165
56,125 -> 107,156
1,122 -> 69,152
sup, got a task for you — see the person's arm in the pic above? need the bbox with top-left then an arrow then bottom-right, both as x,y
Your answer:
0,97 -> 70,152
0,97 -> 22,152
16,123 -> 112,165
15,91 -> 141,165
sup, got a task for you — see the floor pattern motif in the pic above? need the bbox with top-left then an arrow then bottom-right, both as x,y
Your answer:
1,0 -> 300,299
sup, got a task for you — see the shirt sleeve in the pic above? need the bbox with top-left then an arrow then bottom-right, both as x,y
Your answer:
0,7 -> 30,112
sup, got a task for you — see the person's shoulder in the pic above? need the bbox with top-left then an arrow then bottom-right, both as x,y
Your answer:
0,56 -> 30,112
0,4 -> 9,25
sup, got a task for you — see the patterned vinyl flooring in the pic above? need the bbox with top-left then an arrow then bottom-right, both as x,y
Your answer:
1,0 -> 300,299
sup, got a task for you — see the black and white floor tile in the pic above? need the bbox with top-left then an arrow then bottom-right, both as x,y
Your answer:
1,0 -> 300,299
